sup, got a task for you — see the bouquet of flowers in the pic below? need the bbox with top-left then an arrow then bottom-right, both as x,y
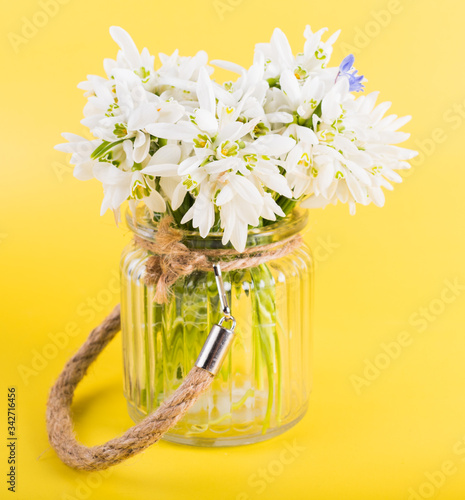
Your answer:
56,25 -> 416,251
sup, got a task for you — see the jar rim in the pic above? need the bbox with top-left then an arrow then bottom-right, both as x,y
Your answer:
125,206 -> 308,249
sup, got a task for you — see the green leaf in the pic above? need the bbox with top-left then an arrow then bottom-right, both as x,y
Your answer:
90,139 -> 125,160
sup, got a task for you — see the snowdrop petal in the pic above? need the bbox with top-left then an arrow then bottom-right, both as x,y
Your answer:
235,200 -> 260,227
267,112 -> 294,124
109,26 -> 141,68
230,118 -> 261,142
134,130 -> 146,148
371,101 -> 392,123
346,173 -> 366,203
316,164 -> 334,195
294,126 -> 318,145
197,67 -> 216,115
211,59 -> 245,75
254,166 -> 293,197
253,135 -> 295,156
74,160 -> 95,181
123,139 -> 134,168
386,115 -> 411,131
157,75 -> 197,92
128,104 -> 158,131
378,131 -> 410,144
216,121 -> 244,144
146,122 -> 196,141
149,144 -> 182,165
195,108 -> 218,135
230,220 -> 248,253
216,185 -> 234,205
159,177 -> 178,200
194,196 -> 215,238
205,158 -> 236,174
140,164 -> 179,176
368,186 -> 385,207
300,194 -> 330,209
280,70 -> 301,107
93,163 -> 129,185
171,183 -> 188,210
101,183 -> 130,215
271,28 -> 294,68
178,156 -> 202,176
180,205 -> 195,225
381,169 -> 403,183
133,134 -> 150,163
229,175 -> 263,204
336,182 -> 349,203
144,190 -> 166,213
262,194 -> 285,219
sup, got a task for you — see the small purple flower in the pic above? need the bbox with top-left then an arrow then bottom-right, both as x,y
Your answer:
339,54 -> 355,73
337,54 -> 364,92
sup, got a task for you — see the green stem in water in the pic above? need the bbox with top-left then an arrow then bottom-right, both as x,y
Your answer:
143,286 -> 150,411
251,263 -> 282,434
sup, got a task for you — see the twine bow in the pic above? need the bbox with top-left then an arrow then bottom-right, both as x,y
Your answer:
134,216 -> 303,304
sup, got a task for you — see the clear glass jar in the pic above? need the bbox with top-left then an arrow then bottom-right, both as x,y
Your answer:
120,208 -> 313,447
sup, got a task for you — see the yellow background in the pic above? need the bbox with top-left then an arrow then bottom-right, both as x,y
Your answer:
1,0 -> 465,498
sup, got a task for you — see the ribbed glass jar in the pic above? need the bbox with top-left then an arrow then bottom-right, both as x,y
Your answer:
120,208 -> 313,447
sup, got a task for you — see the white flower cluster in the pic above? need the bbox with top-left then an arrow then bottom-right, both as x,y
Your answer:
57,26 -> 417,251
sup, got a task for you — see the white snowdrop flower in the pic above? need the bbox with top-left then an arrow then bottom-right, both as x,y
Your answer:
106,26 -> 157,91
156,49 -> 212,107
54,133 -> 100,181
254,26 -> 340,84
92,143 -> 182,220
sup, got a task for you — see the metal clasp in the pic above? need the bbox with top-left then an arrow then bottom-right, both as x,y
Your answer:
212,263 -> 235,331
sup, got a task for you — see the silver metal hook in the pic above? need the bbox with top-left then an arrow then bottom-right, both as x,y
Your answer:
212,263 -> 235,331
212,263 -> 230,316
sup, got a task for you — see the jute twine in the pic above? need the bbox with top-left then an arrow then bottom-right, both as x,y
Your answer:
136,216 -> 303,304
46,217 -> 302,471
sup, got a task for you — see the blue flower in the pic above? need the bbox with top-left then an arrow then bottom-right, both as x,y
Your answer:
339,54 -> 355,73
338,54 -> 364,92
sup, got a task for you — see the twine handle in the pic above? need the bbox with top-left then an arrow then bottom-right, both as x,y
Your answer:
46,217 -> 303,470
46,304 -> 214,471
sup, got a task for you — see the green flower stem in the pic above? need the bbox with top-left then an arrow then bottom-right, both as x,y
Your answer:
153,299 -> 163,407
258,328 -> 274,434
254,322 -> 264,391
277,196 -> 298,217
143,286 -> 151,410
251,263 -> 282,433
161,282 -> 186,398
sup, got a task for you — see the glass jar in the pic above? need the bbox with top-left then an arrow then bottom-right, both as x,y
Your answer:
120,208 -> 313,447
